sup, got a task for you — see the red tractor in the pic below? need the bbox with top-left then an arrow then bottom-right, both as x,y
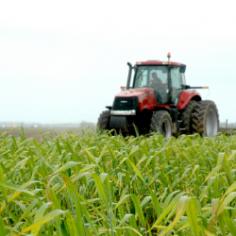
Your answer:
98,54 -> 219,137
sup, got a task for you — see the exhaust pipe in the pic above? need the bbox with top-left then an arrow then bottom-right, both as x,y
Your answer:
126,62 -> 133,89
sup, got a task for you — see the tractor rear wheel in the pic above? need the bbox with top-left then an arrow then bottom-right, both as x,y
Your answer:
192,100 -> 219,136
180,100 -> 198,134
150,110 -> 172,138
97,110 -> 110,130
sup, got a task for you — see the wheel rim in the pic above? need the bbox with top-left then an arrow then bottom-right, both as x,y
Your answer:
205,108 -> 218,136
162,120 -> 172,138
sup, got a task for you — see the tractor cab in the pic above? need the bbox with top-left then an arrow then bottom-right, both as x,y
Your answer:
127,59 -> 186,106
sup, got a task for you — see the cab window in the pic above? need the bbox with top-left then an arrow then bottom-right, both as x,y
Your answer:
170,67 -> 185,104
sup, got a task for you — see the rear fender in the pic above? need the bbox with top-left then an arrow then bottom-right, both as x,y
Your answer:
177,91 -> 201,110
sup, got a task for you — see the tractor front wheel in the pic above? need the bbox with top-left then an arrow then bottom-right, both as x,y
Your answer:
150,110 -> 172,138
192,100 -> 219,136
97,110 -> 110,130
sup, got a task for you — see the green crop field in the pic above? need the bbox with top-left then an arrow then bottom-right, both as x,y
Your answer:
1,131 -> 236,236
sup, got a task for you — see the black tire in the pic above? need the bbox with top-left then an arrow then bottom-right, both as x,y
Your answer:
192,100 -> 219,136
180,100 -> 198,134
97,110 -> 110,130
150,110 -> 172,138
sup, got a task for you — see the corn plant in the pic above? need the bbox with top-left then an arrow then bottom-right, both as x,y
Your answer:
1,131 -> 236,235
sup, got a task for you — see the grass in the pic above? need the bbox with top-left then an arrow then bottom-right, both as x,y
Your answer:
1,131 -> 236,235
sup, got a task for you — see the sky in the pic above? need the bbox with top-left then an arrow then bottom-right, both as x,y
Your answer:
0,0 -> 236,124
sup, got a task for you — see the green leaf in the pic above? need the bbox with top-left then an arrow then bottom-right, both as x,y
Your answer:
22,209 -> 66,235
0,216 -> 7,236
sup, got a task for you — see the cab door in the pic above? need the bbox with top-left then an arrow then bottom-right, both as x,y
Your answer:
170,67 -> 186,104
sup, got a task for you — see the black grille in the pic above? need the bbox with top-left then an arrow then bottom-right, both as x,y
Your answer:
113,97 -> 138,110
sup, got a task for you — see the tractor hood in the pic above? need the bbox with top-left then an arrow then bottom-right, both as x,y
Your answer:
116,87 -> 155,98
113,87 -> 158,111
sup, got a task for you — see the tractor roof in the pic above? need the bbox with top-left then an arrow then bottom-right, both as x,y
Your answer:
136,60 -> 186,67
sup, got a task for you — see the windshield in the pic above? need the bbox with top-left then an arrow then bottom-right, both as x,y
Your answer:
133,66 -> 168,103
133,66 -> 168,88
132,65 -> 186,104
